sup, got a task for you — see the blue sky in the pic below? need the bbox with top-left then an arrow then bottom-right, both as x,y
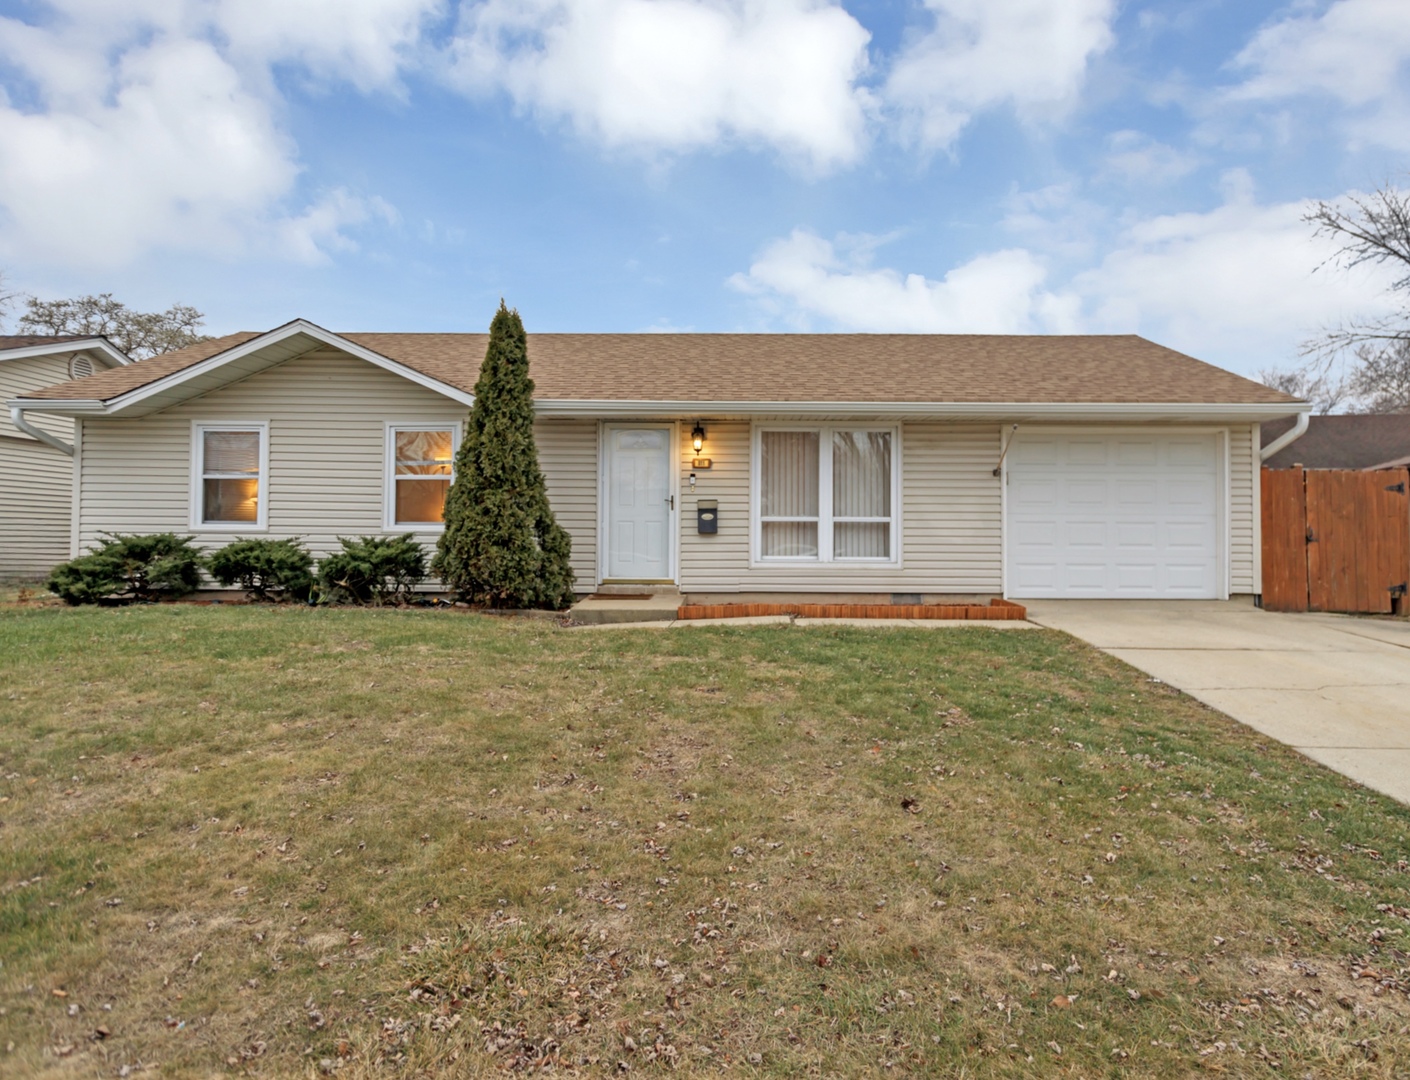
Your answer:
1,0 -> 1408,377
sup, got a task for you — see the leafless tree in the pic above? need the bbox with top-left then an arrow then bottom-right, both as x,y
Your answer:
0,271 -> 17,330
17,293 -> 209,359
1347,339 -> 1410,413
1297,180 -> 1410,411
1257,362 -> 1350,415
1303,182 -> 1410,360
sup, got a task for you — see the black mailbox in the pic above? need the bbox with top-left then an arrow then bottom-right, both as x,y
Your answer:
697,499 -> 718,534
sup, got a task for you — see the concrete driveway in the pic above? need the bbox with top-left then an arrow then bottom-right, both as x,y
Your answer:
1024,599 -> 1410,805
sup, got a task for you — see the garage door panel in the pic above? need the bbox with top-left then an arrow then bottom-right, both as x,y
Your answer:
1013,520 -> 1060,547
1066,480 -> 1109,505
1067,521 -> 1108,548
1115,481 -> 1155,507
1115,563 -> 1159,591
1166,479 -> 1215,506
1067,563 -> 1109,589
1166,439 -> 1217,467
1011,439 -> 1059,466
1014,563 -> 1060,591
1012,479 -> 1057,504
1115,522 -> 1157,548
1007,433 -> 1221,600
1166,522 -> 1213,549
1117,440 -> 1157,465
1068,440 -> 1110,465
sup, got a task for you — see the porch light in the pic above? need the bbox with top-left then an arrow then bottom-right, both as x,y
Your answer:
691,422 -> 706,453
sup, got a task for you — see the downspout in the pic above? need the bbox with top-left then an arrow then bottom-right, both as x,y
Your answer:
1259,411 -> 1310,463
10,403 -> 74,456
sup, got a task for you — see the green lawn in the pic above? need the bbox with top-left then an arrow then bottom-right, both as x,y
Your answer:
0,604 -> 1407,1078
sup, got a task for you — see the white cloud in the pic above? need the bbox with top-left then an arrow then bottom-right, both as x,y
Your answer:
1072,172 -> 1401,367
1099,130 -> 1198,185
0,1 -> 425,269
727,229 -> 1081,332
446,0 -> 873,169
731,177 -> 1401,373
884,0 -> 1116,150
214,0 -> 443,93
1231,0 -> 1410,149
278,190 -> 401,263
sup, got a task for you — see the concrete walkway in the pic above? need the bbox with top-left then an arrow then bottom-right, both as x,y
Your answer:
1025,599 -> 1410,805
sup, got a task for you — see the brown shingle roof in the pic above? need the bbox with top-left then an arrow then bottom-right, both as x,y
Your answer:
18,329 -> 1299,406
1262,414 -> 1410,469
0,334 -> 107,351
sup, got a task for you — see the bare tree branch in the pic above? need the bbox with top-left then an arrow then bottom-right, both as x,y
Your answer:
1301,179 -> 1410,365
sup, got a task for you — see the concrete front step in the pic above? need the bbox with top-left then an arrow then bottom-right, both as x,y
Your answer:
568,591 -> 684,625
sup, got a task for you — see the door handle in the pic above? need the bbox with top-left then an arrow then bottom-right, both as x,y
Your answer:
665,495 -> 675,510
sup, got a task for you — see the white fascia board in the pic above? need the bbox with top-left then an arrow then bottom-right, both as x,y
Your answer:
532,399 -> 1313,422
7,397 -> 108,415
0,338 -> 132,367
102,319 -> 475,413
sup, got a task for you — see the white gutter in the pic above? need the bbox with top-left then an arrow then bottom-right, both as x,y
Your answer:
1259,410 -> 1310,462
10,403 -> 74,456
533,399 -> 1313,421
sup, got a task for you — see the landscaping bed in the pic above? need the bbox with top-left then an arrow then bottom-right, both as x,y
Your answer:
677,599 -> 1027,621
0,605 -> 1407,1077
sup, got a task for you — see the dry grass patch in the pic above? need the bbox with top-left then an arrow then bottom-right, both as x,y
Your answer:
0,605 -> 1407,1078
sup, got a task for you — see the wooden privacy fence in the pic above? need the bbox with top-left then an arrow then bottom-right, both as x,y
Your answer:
1261,466 -> 1410,614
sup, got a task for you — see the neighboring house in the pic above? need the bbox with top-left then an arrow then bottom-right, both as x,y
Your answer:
1262,414 -> 1410,470
9,320 -> 1305,600
0,335 -> 132,579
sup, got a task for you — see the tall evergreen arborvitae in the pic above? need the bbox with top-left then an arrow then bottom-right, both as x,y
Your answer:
433,302 -> 575,608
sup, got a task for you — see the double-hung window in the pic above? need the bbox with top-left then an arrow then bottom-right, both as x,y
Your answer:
386,425 -> 457,528
192,423 -> 267,529
755,426 -> 897,562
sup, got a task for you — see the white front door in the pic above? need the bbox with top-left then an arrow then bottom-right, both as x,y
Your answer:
605,426 -> 674,581
1006,432 -> 1222,599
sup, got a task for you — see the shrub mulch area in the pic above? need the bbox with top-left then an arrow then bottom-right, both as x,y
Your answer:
676,597 -> 1027,620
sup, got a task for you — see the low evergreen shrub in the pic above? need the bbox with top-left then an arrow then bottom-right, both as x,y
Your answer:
46,533 -> 204,605
318,534 -> 426,605
207,538 -> 314,602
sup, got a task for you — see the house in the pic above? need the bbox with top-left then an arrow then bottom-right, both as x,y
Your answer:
1261,414 -> 1410,471
1,335 -> 132,579
8,320 -> 1306,600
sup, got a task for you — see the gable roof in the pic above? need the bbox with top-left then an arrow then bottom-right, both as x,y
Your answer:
0,334 -> 131,368
1262,413 -> 1410,469
12,319 -> 1304,420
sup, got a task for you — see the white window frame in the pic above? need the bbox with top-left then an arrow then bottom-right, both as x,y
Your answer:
384,422 -> 461,532
190,421 -> 269,531
751,423 -> 901,565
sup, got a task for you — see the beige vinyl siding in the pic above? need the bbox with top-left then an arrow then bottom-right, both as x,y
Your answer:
1,354 -> 80,443
0,355 -> 86,577
677,421 -> 1003,594
1230,423 -> 1257,595
74,349 -> 603,592
536,419 -> 597,588
0,437 -> 71,578
77,350 -> 466,561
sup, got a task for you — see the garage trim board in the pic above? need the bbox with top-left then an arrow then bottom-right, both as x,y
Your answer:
1002,427 -> 1229,600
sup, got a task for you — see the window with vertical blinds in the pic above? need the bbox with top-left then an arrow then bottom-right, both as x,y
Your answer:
755,426 -> 896,562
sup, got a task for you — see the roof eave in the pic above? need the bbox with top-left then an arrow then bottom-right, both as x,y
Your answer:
531,399 -> 1311,421
0,338 -> 132,367
17,319 -> 474,415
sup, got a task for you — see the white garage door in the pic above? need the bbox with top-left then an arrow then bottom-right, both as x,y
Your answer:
1006,433 -> 1222,599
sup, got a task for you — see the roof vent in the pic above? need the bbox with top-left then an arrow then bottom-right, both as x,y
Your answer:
68,354 -> 95,380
